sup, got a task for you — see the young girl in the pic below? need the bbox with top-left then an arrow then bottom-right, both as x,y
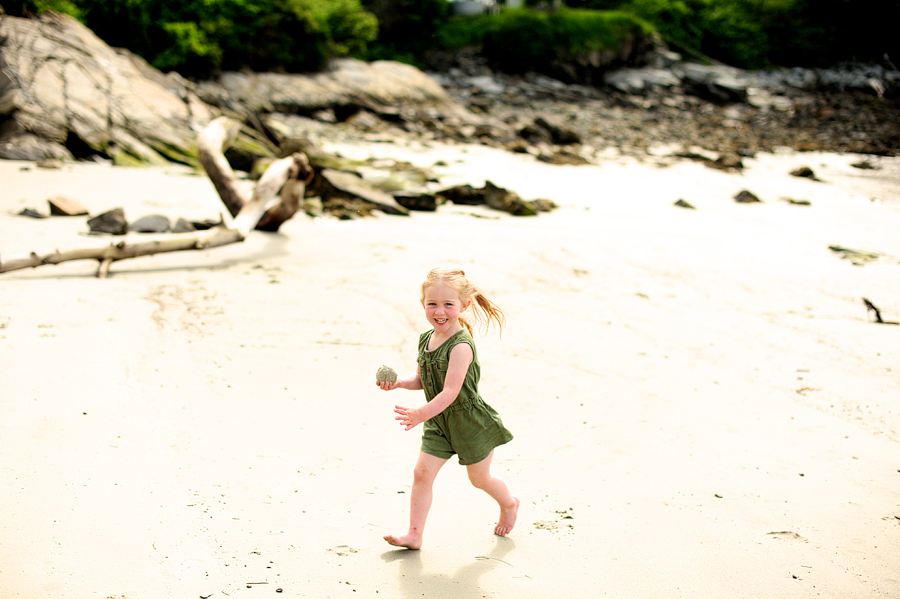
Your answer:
376,268 -> 519,549
377,266 -> 518,549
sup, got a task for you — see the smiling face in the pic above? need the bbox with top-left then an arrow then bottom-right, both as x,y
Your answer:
421,281 -> 469,334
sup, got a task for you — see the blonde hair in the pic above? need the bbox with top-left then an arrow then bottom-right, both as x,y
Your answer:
421,266 -> 505,337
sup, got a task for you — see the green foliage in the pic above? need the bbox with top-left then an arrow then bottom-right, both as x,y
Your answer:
763,0 -> 900,67
552,8 -> 653,54
7,0 -> 898,75
153,21 -> 222,73
696,0 -> 769,68
433,13 -> 493,50
482,8 -> 555,73
479,7 -> 652,73
53,0 -> 377,77
623,0 -> 700,52
1,0 -> 84,18
361,0 -> 448,63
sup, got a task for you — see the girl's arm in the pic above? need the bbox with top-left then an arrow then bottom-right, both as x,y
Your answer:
394,343 -> 473,431
376,364 -> 423,391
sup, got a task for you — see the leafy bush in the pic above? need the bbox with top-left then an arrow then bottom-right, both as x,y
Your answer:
696,0 -> 769,68
482,8 -> 555,73
478,7 -> 652,73
622,0 -> 700,53
434,13 -> 495,50
12,0 -> 377,77
361,0 -> 448,63
552,8 -> 653,55
1,0 -> 84,18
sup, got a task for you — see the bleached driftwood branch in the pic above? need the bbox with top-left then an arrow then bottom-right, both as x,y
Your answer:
0,116 -> 311,278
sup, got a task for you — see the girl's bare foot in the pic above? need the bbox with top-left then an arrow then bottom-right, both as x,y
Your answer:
494,496 -> 520,537
384,533 -> 422,550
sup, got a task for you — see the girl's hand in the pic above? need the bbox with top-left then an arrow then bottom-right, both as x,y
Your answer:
376,380 -> 400,391
394,405 -> 424,431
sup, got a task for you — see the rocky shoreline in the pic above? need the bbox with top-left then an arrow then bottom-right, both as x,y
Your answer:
433,67 -> 900,160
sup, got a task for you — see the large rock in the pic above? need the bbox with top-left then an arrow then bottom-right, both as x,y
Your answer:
205,58 -> 478,125
0,12 -> 212,164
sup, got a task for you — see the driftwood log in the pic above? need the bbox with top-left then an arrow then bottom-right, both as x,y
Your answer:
0,117 -> 311,278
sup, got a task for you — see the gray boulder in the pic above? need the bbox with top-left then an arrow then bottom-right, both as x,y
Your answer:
87,208 -> 128,235
0,12 -> 213,164
207,58 -> 479,126
130,214 -> 171,233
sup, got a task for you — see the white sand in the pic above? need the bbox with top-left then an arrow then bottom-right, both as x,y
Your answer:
1,144 -> 898,599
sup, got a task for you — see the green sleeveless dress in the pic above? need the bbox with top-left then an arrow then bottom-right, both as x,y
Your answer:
417,329 -> 513,465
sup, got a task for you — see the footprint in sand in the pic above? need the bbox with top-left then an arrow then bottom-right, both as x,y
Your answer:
327,545 -> 360,556
766,531 -> 808,542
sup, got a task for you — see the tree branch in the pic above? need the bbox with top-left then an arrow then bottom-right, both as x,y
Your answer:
1,117 -> 310,277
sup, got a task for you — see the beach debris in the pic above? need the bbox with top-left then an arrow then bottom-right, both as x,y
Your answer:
827,245 -> 883,265
795,387 -> 821,396
438,184 -> 485,205
0,117 -> 312,277
312,169 -> 410,217
733,189 -> 762,203
766,531 -> 808,543
376,365 -> 398,384
537,148 -> 591,165
666,148 -> 742,171
173,218 -> 197,233
863,298 -> 885,323
485,180 -> 556,216
790,166 -> 823,181
17,207 -> 47,219
190,218 -> 224,230
436,182 -> 556,216
674,198 -> 696,209
88,208 -> 129,235
850,159 -> 880,170
392,191 -> 442,212
533,508 -> 575,532
862,298 -> 899,325
781,197 -> 812,206
712,152 -> 744,172
130,214 -> 171,233
48,195 -> 89,216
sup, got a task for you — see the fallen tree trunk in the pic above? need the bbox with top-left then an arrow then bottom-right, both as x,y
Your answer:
0,116 -> 311,278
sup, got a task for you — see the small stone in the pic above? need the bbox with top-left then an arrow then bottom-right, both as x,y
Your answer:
88,208 -> 128,235
18,207 -> 47,218
674,198 -> 696,209
789,166 -> 816,179
172,217 -> 196,233
733,190 -> 762,204
850,159 -> 879,170
190,218 -> 222,231
131,214 -> 171,233
376,365 -> 397,384
48,195 -> 89,216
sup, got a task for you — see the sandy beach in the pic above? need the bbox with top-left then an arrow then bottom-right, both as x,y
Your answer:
1,142 -> 899,599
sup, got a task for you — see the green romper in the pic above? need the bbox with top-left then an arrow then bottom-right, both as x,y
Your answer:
417,329 -> 513,465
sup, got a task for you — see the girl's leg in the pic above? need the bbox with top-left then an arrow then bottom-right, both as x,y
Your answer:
385,451 -> 448,549
466,450 -> 519,536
